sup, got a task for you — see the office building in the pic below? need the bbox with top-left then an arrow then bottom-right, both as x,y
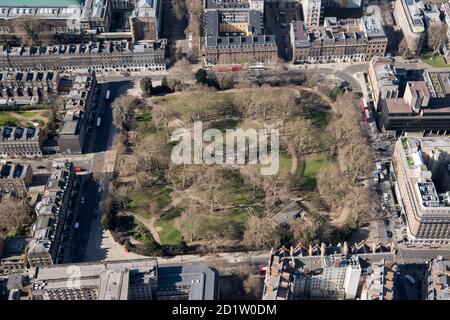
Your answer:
424,256 -> 450,300
290,16 -> 387,64
392,137 -> 450,240
27,162 -> 75,267
31,259 -> 218,300
0,127 -> 44,158
380,71 -> 450,132
58,72 -> 97,154
0,70 -> 59,106
394,0 -> 426,54
0,40 -> 167,73
0,162 -> 33,197
368,57 -> 400,111
204,0 -> 278,66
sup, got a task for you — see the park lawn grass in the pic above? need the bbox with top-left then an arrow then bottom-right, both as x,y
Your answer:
197,208 -> 249,239
422,55 -> 450,68
129,187 -> 172,218
155,218 -> 183,245
15,111 -> 37,118
0,112 -> 20,126
298,153 -> 331,191
278,151 -> 293,173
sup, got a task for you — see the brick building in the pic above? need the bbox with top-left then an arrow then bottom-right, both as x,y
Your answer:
290,16 -> 387,64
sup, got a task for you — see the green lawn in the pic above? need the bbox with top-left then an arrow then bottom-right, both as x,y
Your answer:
0,112 -> 19,126
298,153 -> 331,191
154,218 -> 183,245
15,111 -> 37,118
422,55 -> 450,68
129,187 -> 172,218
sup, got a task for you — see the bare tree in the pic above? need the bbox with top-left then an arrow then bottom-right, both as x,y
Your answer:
12,16 -> 53,46
428,22 -> 448,55
336,0 -> 349,8
169,58 -> 193,85
243,216 -> 281,250
172,0 -> 187,21
0,198 -> 31,236
243,275 -> 264,299
111,95 -> 139,131
316,165 -> 346,210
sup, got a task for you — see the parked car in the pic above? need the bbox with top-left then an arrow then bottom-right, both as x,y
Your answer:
386,230 -> 393,238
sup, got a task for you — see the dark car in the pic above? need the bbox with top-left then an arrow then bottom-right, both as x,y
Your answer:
37,165 -> 46,169
383,219 -> 390,226
386,230 -> 393,238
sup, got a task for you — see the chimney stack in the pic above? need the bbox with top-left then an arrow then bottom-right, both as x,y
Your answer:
343,241 -> 349,255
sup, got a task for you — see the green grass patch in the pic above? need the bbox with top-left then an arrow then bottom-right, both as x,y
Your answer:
298,154 -> 331,191
155,218 -> 183,245
129,187 -> 173,218
0,112 -> 19,126
422,55 -> 450,68
15,111 -> 37,118
210,119 -> 240,131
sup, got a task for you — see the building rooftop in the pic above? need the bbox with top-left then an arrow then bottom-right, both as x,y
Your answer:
427,256 -> 450,300
158,264 -> 218,300
0,127 -> 41,142
0,0 -> 82,7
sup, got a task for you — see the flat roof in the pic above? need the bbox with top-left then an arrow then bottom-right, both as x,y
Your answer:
0,0 -> 82,7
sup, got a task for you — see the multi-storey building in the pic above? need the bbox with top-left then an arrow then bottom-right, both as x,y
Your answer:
27,162 -> 75,267
0,162 -> 33,197
130,0 -> 162,41
424,256 -> 450,300
58,72 -> 97,154
0,70 -> 59,106
300,0 -> 363,28
360,259 -> 397,300
0,0 -> 112,36
394,0 -> 426,54
392,137 -> 450,240
262,242 -> 396,300
0,237 -> 30,275
31,259 -> 218,300
0,40 -> 167,73
302,0 -> 322,27
368,57 -> 400,111
0,127 -> 44,158
380,70 -> 450,132
204,0 -> 278,66
290,16 -> 387,64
